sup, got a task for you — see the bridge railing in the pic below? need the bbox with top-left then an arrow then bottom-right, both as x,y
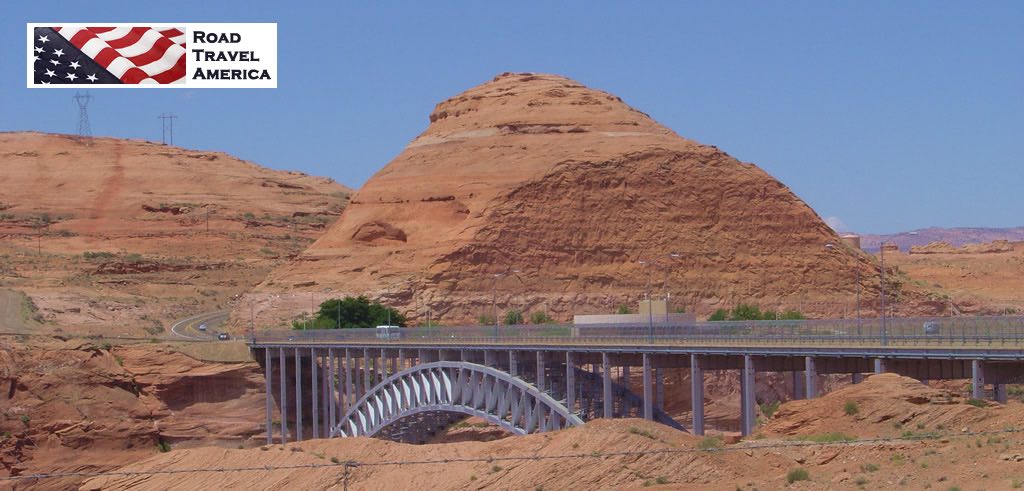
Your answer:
250,315 -> 1024,347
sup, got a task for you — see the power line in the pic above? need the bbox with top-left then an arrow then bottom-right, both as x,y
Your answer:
4,426 -> 1023,483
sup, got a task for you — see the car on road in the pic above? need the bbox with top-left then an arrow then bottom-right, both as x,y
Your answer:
198,323 -> 207,332
923,321 -> 940,335
217,333 -> 230,340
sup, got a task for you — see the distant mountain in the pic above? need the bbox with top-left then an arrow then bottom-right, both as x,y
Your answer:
859,227 -> 1024,252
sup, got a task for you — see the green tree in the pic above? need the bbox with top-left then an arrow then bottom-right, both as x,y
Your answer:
294,296 -> 406,330
504,310 -> 523,325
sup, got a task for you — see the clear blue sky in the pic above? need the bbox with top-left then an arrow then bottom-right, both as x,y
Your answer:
3,1 -> 1021,234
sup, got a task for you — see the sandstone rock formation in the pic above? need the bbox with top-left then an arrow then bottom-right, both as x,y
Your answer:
0,132 -> 350,334
0,339 -> 266,488
258,73 -> 908,324
909,240 -> 1014,255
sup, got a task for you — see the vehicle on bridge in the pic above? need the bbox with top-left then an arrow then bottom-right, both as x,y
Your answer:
198,323 -> 207,332
376,325 -> 401,340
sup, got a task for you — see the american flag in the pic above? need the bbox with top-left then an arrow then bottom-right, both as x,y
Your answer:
32,26 -> 186,85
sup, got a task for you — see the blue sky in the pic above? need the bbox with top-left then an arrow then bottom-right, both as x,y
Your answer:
3,1 -> 1021,234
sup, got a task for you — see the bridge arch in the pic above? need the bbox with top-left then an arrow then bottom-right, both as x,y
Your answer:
331,361 -> 584,438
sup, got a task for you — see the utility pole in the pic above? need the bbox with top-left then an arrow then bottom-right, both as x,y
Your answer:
158,113 -> 178,145
73,92 -> 92,142
880,243 -> 888,346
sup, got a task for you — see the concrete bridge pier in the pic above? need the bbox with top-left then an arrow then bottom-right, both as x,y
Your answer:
740,355 -> 756,436
972,360 -> 984,400
690,354 -> 704,435
804,357 -> 818,399
995,384 -> 1008,404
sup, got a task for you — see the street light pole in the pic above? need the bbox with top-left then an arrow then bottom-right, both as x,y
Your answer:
639,260 -> 653,343
880,243 -> 888,346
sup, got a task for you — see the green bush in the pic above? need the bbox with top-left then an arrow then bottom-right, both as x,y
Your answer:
708,308 -> 729,321
477,314 -> 495,326
779,310 -> 806,320
844,400 -> 860,416
697,436 -> 723,450
730,303 -> 764,321
503,309 -> 523,325
83,251 -> 115,261
760,401 -> 781,419
617,305 -> 632,315
786,468 -> 810,483
966,398 -> 986,408
156,440 -> 171,452
530,311 -> 553,324
860,463 -> 879,472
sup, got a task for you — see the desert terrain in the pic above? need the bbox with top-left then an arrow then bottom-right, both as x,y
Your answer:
0,75 -> 1021,491
885,240 -> 1024,316
76,374 -> 1024,490
0,132 -> 350,337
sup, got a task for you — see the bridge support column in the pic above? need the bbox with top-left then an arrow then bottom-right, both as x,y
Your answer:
642,353 -> 653,421
874,358 -> 886,374
328,348 -> 336,436
566,352 -> 576,415
655,368 -> 664,409
537,352 -> 546,392
509,350 -> 518,377
805,357 -> 817,399
311,348 -> 318,439
264,348 -> 273,444
279,347 -> 288,443
740,355 -> 755,437
622,365 -> 630,392
852,373 -> 864,384
320,351 -> 329,437
363,348 -> 372,396
344,349 -> 352,413
792,371 -> 805,400
691,354 -> 704,435
294,348 -> 302,441
602,352 -> 612,418
484,350 -> 496,367
995,384 -> 1008,404
971,360 -> 984,400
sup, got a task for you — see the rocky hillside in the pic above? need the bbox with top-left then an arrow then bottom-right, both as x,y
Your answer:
0,132 -> 350,335
256,73 -> 924,325
0,338 -> 266,489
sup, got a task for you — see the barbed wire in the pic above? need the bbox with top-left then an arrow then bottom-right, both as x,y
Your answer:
3,425 -> 1022,483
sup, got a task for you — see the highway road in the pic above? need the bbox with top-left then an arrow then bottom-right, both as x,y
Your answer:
170,309 -> 230,340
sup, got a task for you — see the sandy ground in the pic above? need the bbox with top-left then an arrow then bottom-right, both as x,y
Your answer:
60,374 -> 1024,491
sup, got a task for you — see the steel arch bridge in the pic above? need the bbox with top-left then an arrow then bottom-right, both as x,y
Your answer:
330,361 -> 584,439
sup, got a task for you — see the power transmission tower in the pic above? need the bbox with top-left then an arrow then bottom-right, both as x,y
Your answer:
73,92 -> 92,142
158,113 -> 178,145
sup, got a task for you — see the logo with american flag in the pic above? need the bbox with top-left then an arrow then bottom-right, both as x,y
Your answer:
32,26 -> 186,85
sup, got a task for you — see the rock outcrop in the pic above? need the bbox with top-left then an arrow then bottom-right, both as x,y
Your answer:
258,73 -> 909,323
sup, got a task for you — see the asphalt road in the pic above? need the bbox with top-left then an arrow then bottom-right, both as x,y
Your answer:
170,309 -> 231,340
